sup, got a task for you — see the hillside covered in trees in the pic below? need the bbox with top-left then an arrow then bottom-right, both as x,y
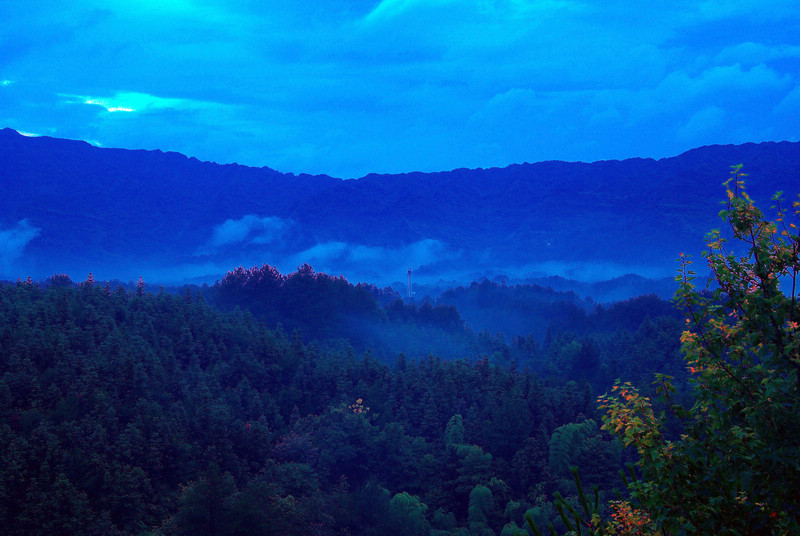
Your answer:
1,172 -> 798,535
0,263 -> 690,535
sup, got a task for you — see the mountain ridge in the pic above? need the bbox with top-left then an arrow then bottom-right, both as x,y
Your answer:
1,128 -> 798,288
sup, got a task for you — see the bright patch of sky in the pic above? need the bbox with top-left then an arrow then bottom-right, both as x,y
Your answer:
58,91 -> 229,114
1,0 -> 798,178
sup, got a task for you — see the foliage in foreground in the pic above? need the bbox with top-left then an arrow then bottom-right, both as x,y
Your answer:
532,167 -> 800,535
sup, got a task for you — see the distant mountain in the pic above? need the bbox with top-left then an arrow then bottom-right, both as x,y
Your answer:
1,128 -> 798,289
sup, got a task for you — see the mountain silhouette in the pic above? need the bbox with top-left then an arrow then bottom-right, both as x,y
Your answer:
1,128 -> 798,285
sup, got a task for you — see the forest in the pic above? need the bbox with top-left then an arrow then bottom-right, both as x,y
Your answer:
1,174 -> 798,535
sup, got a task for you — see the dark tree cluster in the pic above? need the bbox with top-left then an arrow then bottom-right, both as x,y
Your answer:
0,267 -> 688,535
206,263 -> 475,362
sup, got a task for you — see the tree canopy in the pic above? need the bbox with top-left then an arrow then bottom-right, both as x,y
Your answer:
530,167 -> 800,535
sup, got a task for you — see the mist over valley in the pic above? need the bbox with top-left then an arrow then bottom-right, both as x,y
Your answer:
3,1 -> 800,532
2,130 -> 799,534
3,128 -> 798,297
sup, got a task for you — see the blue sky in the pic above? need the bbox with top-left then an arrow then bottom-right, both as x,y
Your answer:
2,0 -> 799,178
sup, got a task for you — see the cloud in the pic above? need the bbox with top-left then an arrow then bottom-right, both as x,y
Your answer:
715,42 -> 800,68
284,239 -> 455,281
363,0 -> 582,26
278,239 -> 674,286
514,259 -> 674,283
196,215 -> 292,255
0,219 -> 41,274
775,85 -> 800,118
362,0 -> 456,23
695,0 -> 799,23
678,106 -> 726,142
58,91 -> 230,114
293,238 -> 447,266
141,238 -> 455,285
2,2 -> 799,177
128,237 -> 676,286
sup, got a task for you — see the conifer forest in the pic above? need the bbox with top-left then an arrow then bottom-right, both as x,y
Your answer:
4,1 -> 800,533
1,172 -> 799,535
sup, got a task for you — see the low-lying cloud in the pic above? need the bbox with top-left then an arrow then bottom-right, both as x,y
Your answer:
119,236 -> 678,291
143,238 -> 456,286
0,219 -> 41,275
284,238 -> 453,281
513,260 -> 674,283
196,215 -> 293,255
186,235 -> 674,288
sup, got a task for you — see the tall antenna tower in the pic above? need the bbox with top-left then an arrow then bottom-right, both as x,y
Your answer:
407,268 -> 412,300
